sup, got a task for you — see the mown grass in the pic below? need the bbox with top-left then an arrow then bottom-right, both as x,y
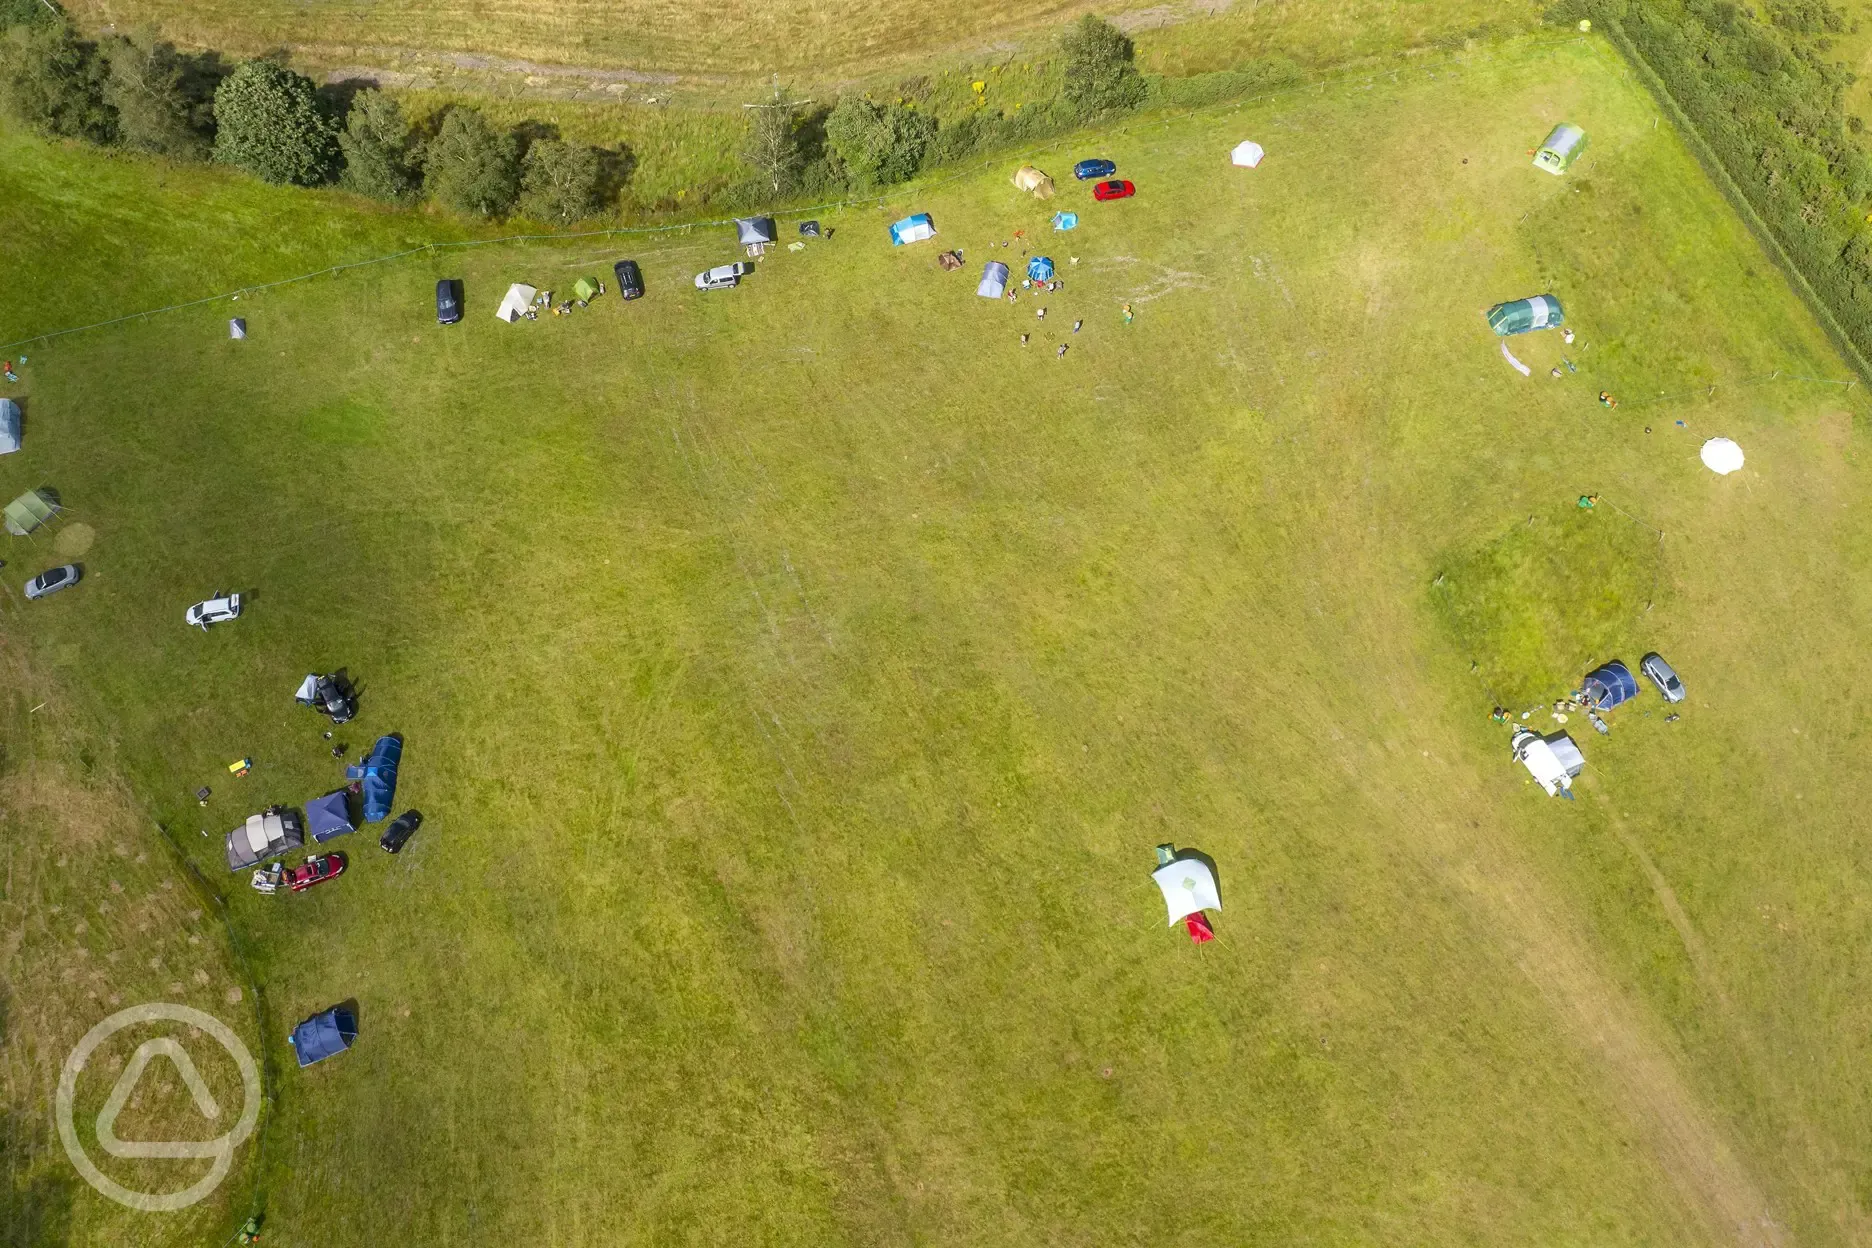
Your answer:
8,32 -> 1872,1248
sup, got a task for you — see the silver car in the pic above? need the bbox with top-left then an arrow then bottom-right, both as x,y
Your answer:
23,564 -> 80,600
186,591 -> 243,630
1640,652 -> 1685,703
694,262 -> 750,290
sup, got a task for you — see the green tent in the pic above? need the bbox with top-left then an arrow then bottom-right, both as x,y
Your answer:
573,276 -> 600,302
1486,294 -> 1565,336
4,489 -> 57,536
1533,123 -> 1587,175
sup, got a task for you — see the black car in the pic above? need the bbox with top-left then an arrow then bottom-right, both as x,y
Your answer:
380,809 -> 423,854
613,260 -> 644,301
297,672 -> 357,724
436,278 -> 463,325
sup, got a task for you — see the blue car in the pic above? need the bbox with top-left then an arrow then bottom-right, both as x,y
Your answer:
1073,158 -> 1116,180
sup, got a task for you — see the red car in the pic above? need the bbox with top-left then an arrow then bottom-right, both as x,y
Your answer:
1093,179 -> 1135,202
286,852 -> 346,892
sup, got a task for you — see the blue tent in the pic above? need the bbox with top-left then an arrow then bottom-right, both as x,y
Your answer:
1027,256 -> 1054,282
977,261 -> 1009,299
1582,660 -> 1638,710
345,735 -> 401,823
288,1006 -> 357,1068
888,213 -> 935,246
305,789 -> 354,843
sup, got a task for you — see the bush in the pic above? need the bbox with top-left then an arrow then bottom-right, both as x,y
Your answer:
423,107 -> 519,216
1060,14 -> 1147,118
213,60 -> 336,185
519,138 -> 604,223
0,19 -> 112,142
102,30 -> 211,159
337,88 -> 420,201
824,95 -> 935,187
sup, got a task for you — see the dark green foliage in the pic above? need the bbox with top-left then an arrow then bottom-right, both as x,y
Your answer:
0,0 -> 57,28
824,95 -> 935,187
1060,14 -> 1147,118
102,30 -> 211,159
422,106 -> 520,216
742,87 -> 805,196
213,59 -> 336,185
0,18 -> 112,142
337,88 -> 419,201
518,137 -> 604,223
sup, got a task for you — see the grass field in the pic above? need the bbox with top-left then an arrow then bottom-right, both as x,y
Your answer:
8,31 -> 1872,1247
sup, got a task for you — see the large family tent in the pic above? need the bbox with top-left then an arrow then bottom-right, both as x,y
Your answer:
1231,140 -> 1265,168
735,216 -> 778,247
4,488 -> 58,536
889,213 -> 935,246
288,1006 -> 358,1068
305,790 -> 355,843
495,284 -> 537,323
0,399 -> 18,455
1012,165 -> 1055,199
1700,437 -> 1745,475
1027,256 -> 1055,283
1487,295 -> 1565,335
346,735 -> 402,822
225,807 -> 305,872
1582,660 -> 1639,710
977,261 -> 1009,299
1533,123 -> 1588,175
1512,729 -> 1584,797
1151,854 -> 1222,925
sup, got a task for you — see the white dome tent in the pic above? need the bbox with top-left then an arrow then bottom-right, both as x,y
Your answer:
1151,853 -> 1221,925
1700,437 -> 1745,475
1231,140 -> 1264,168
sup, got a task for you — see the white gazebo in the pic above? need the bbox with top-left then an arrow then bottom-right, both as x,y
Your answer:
1151,856 -> 1221,925
1700,437 -> 1744,475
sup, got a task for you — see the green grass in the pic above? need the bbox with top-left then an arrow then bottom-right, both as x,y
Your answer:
9,32 -> 1872,1247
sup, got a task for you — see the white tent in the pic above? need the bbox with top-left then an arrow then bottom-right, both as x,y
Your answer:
1512,729 -> 1583,797
1151,856 -> 1221,925
1231,140 -> 1265,168
1700,437 -> 1744,475
229,318 -> 247,340
495,283 -> 538,323
0,398 -> 19,455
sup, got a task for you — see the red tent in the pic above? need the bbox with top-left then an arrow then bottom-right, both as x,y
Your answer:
1184,912 -> 1215,944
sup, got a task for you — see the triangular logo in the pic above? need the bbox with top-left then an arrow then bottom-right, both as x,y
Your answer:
95,1037 -> 225,1159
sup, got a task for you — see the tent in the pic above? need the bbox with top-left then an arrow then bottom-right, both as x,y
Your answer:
224,807 -> 304,872
1231,140 -> 1265,168
735,216 -> 778,247
1701,437 -> 1745,475
1512,729 -> 1584,797
889,213 -> 935,246
936,250 -> 963,271
305,789 -> 355,844
346,735 -> 402,823
4,488 -> 57,536
0,398 -> 18,455
1151,855 -> 1222,925
977,261 -> 1009,299
1027,256 -> 1054,283
1486,294 -> 1565,336
495,284 -> 537,323
288,1006 -> 358,1068
229,318 -> 246,340
1533,123 -> 1588,175
1012,165 -> 1055,199
572,276 -> 600,302
1051,212 -> 1078,231
1582,660 -> 1639,710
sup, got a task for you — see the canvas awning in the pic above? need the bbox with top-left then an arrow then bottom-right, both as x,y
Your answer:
0,399 -> 19,455
4,489 -> 57,536
977,261 -> 1009,299
1151,856 -> 1222,925
735,216 -> 778,246
1231,140 -> 1265,168
495,283 -> 537,323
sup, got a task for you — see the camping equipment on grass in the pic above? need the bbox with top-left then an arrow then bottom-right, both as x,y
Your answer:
288,1006 -> 357,1068
1151,850 -> 1221,926
1012,165 -> 1055,199
1511,728 -> 1584,797
1499,341 -> 1532,376
889,213 -> 936,246
1027,256 -> 1055,283
799,220 -> 821,237
1051,212 -> 1078,231
1700,437 -> 1745,475
977,261 -> 1009,299
735,216 -> 778,248
229,319 -> 246,340
1231,140 -> 1265,168
937,250 -> 963,271
225,806 -> 304,871
495,284 -> 538,323
227,757 -> 252,777
0,398 -> 18,455
306,789 -> 356,843
572,276 -> 600,302
4,488 -> 58,536
1487,295 -> 1565,336
347,735 -> 402,823
1582,660 -> 1638,710
250,863 -> 284,895
1533,123 -> 1588,175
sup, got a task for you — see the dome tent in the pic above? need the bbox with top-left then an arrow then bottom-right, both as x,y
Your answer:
1231,140 -> 1264,168
289,1006 -> 358,1068
1012,165 -> 1054,199
1701,437 -> 1744,475
1582,660 -> 1638,710
1151,853 -> 1221,925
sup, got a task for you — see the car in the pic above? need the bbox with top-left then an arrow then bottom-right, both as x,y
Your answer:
1641,652 -> 1686,703
296,672 -> 357,724
185,591 -> 242,630
1073,158 -> 1117,180
23,564 -> 80,600
380,809 -> 423,854
436,278 -> 463,325
285,852 -> 346,892
614,259 -> 645,300
1093,179 -> 1136,202
694,262 -> 751,291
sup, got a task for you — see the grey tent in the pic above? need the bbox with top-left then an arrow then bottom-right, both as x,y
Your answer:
4,488 -> 58,536
735,217 -> 778,247
229,318 -> 247,340
225,806 -> 305,871
978,261 -> 1009,299
0,399 -> 18,455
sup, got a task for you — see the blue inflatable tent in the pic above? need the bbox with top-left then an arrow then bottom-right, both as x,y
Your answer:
1028,256 -> 1055,282
305,789 -> 354,843
345,735 -> 401,823
288,1006 -> 357,1068
888,213 -> 935,245
1582,660 -> 1638,710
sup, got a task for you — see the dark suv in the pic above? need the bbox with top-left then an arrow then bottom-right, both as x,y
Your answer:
380,809 -> 423,854
613,260 -> 644,300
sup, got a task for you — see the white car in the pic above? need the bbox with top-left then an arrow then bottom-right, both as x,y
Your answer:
694,262 -> 751,290
186,592 -> 242,630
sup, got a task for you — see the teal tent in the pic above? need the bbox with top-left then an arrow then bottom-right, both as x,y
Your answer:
1487,295 -> 1564,336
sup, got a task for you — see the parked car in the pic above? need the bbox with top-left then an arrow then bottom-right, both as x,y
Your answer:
1640,652 -> 1685,703
1073,158 -> 1117,180
694,263 -> 750,290
185,591 -> 242,630
380,809 -> 423,854
436,278 -> 463,325
614,259 -> 645,300
286,852 -> 346,892
23,564 -> 79,600
1093,179 -> 1136,202
296,672 -> 357,725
